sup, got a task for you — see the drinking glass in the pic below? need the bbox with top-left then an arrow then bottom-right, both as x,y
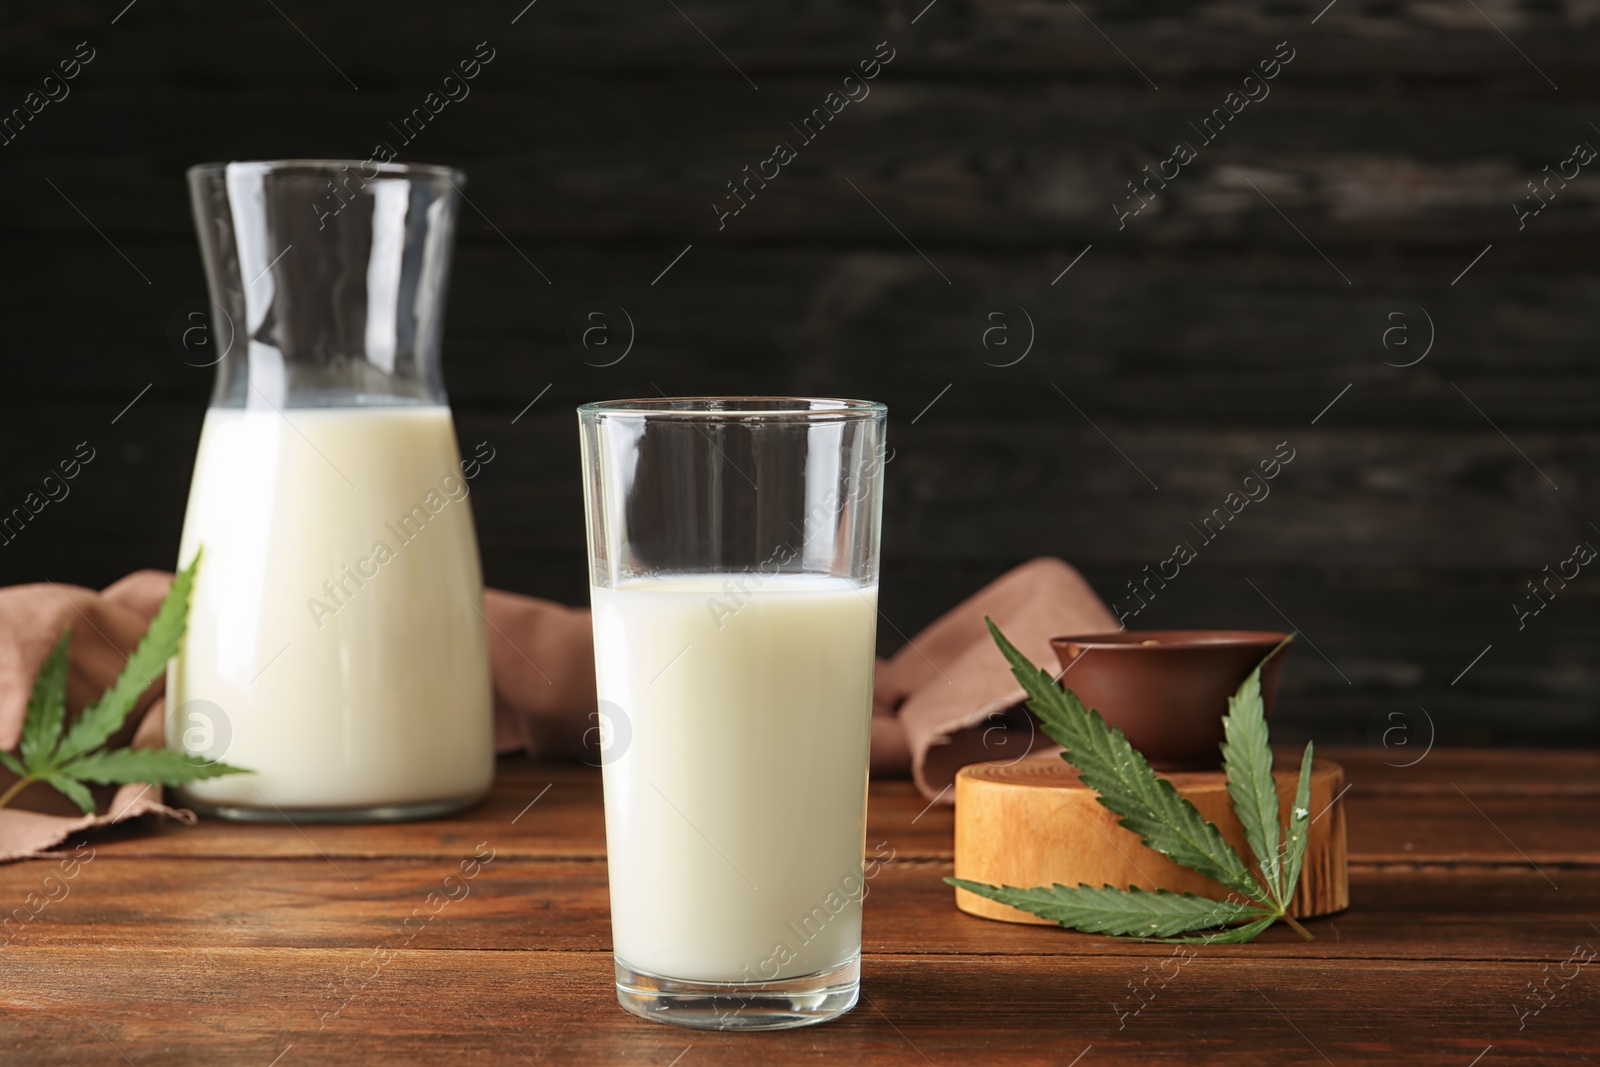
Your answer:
169,160 -> 494,820
578,397 -> 887,1030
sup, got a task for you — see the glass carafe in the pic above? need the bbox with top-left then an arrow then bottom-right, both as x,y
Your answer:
169,160 -> 494,821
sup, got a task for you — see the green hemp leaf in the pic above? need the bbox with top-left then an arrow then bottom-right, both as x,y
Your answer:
0,550 -> 250,815
947,620 -> 1315,944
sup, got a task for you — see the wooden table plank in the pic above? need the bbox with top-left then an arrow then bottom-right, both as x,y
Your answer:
5,948 -> 1594,1066
76,764 -> 611,861
71,750 -> 1600,864
77,763 -> 957,861
1344,795 -> 1600,867
1330,748 -> 1600,795
4,748 -> 1596,1064
2,858 -> 1594,963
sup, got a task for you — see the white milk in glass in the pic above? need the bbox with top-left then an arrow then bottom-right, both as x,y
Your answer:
592,573 -> 876,984
169,405 -> 494,810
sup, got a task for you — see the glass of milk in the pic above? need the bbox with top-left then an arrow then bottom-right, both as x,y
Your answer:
168,161 -> 495,820
579,397 -> 887,1030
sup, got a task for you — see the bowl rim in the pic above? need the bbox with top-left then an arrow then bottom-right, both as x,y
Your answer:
1049,629 -> 1292,650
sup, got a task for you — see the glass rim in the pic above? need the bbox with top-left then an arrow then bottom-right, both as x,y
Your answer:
186,159 -> 465,185
577,396 -> 886,421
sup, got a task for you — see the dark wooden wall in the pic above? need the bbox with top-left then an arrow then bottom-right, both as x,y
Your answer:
1,1 -> 1595,748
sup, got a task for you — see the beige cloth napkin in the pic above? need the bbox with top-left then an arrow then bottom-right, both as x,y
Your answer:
0,557 -> 1112,860
0,572 -> 195,862
873,558 -> 1118,800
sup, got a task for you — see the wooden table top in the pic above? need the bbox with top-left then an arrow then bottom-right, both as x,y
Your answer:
4,748 -> 1597,1065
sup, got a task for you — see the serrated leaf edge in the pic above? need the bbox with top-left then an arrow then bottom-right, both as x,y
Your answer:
964,622 -> 1321,946
62,746 -> 250,787
987,619 -> 1262,901
20,630 -> 72,773
1277,741 -> 1317,908
947,877 -> 1271,938
54,553 -> 200,765
1221,634 -> 1295,907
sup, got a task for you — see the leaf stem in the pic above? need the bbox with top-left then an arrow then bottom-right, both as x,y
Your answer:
1261,631 -> 1297,667
0,774 -> 38,812
1280,912 -> 1315,942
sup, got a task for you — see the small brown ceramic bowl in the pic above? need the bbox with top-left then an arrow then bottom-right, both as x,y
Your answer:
1048,630 -> 1292,770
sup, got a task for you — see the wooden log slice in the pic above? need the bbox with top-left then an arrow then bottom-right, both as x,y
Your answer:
953,757 -> 1348,923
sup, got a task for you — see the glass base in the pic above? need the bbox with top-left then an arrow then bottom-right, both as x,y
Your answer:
614,955 -> 860,1031
176,792 -> 483,823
